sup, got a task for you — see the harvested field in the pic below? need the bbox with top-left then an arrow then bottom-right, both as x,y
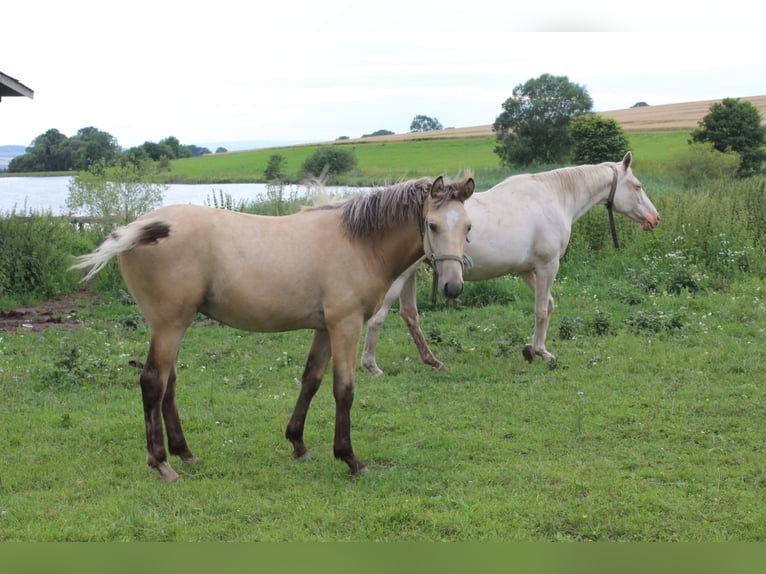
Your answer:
341,95 -> 766,143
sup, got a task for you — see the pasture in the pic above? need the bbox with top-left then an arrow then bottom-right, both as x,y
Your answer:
167,132 -> 685,187
2,221 -> 765,541
2,124 -> 766,541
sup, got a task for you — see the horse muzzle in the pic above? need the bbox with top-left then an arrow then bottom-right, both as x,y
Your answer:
442,279 -> 464,299
642,212 -> 661,230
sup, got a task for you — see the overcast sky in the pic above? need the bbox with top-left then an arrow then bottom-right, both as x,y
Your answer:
2,1 -> 763,150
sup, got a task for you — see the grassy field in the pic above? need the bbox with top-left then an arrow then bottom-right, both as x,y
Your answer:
1,255 -> 765,541
2,200 -> 766,541
3,114 -> 766,542
167,132 -> 686,186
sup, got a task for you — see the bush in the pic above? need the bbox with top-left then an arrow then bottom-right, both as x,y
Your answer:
569,114 -> 630,164
301,147 -> 357,179
66,161 -> 166,228
0,213 -> 89,305
670,142 -> 741,188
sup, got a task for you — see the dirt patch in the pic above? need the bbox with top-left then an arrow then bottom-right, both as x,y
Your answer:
0,289 -> 98,334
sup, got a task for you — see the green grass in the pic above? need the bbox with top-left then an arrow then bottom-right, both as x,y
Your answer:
2,255 -> 765,541
4,127 -> 764,542
168,137 -> 501,185
166,131 -> 691,186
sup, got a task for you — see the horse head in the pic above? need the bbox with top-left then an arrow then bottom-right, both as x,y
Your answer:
422,175 -> 475,299
611,152 -> 661,231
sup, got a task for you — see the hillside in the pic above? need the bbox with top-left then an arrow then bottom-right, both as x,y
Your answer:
336,95 -> 766,145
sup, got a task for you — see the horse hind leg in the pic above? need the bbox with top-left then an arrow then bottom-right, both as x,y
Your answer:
163,364 -> 198,464
398,271 -> 445,372
286,330 -> 332,462
140,329 -> 190,482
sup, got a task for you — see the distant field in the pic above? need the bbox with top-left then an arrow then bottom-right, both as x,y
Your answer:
168,95 -> 765,184
342,95 -> 766,143
170,131 -> 686,185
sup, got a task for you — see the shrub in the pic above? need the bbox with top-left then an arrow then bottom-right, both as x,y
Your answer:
66,161 -> 166,228
670,142 -> 741,188
569,114 -> 630,164
0,213 -> 88,305
301,147 -> 357,179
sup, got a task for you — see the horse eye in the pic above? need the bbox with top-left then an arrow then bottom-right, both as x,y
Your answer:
429,222 -> 438,233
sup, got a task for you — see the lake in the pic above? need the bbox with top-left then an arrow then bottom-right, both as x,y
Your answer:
0,176 -> 364,215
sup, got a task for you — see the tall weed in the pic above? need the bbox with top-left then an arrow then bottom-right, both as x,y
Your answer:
0,212 -> 88,305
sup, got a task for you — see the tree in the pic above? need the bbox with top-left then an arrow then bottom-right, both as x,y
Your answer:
8,129 -> 72,172
66,161 -> 166,226
410,115 -> 443,132
362,129 -> 394,138
690,98 -> 766,177
186,145 -> 211,158
159,136 -> 191,159
493,73 -> 593,167
569,114 -> 630,164
302,147 -> 357,178
69,126 -> 121,170
264,154 -> 286,181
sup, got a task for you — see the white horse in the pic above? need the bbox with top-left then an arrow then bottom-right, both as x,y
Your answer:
362,152 -> 660,376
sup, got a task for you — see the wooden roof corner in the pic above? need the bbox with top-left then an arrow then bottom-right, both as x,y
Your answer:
0,72 -> 34,102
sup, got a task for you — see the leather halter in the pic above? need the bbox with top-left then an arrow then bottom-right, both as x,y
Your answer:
606,166 -> 620,249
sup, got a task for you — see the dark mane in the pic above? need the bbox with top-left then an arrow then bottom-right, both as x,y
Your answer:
311,176 -> 470,239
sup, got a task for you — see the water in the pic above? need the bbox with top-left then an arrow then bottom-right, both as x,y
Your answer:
0,176 -> 361,215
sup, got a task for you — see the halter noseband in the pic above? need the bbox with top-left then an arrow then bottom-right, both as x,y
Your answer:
422,218 -> 473,303
605,166 -> 620,249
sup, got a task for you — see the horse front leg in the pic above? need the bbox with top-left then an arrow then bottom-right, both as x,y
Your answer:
362,258 -> 421,376
398,270 -> 445,371
330,319 -> 367,476
521,268 -> 557,363
286,330 -> 331,462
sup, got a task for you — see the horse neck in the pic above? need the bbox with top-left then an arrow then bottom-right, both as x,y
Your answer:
561,164 -> 615,224
374,222 -> 424,278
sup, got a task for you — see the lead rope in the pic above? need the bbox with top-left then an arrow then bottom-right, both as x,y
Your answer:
606,166 -> 620,249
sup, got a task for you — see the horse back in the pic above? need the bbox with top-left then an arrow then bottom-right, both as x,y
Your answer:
118,204 -> 390,332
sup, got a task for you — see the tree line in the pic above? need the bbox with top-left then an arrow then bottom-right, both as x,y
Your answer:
8,74 -> 765,178
7,128 -> 225,173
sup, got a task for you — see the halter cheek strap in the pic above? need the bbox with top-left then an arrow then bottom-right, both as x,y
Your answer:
422,220 -> 473,303
606,166 -> 620,249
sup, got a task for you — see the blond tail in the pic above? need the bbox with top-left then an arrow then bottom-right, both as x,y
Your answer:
70,219 -> 171,282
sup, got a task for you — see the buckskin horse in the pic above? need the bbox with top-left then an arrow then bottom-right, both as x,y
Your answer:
72,175 -> 474,481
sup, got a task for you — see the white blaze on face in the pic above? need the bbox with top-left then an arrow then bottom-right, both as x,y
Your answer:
445,208 -> 461,230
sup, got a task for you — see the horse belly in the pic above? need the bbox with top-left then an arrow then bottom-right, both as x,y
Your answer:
202,281 -> 326,333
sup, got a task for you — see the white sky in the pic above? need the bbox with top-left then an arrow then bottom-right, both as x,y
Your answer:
2,1 -> 763,149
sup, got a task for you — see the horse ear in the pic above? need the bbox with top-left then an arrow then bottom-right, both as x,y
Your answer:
622,151 -> 633,170
459,178 -> 475,201
430,176 -> 445,199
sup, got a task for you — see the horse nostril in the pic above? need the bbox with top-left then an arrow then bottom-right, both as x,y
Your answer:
443,282 -> 464,299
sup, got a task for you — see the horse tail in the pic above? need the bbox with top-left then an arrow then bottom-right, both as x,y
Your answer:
70,219 -> 170,282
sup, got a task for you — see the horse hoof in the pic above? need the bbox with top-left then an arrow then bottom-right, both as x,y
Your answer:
350,463 -> 369,477
156,462 -> 180,482
366,365 -> 384,377
294,451 -> 312,462
431,361 -> 448,372
522,345 -> 534,363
